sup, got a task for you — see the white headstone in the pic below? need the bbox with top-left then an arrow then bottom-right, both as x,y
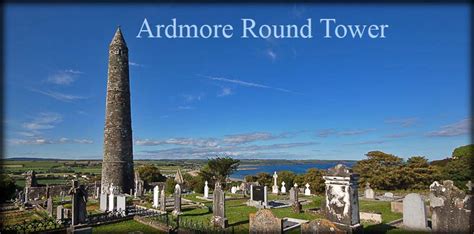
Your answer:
384,192 -> 394,198
403,193 -> 428,230
108,193 -> 115,212
204,181 -> 209,198
99,193 -> 108,211
231,186 -> 237,194
364,188 -> 375,199
263,186 -> 268,206
304,183 -> 311,196
153,185 -> 159,208
281,181 -> 286,194
272,171 -> 279,194
116,195 -> 126,214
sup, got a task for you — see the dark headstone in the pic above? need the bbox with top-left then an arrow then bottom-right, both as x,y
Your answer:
69,180 -> 88,226
252,186 -> 265,202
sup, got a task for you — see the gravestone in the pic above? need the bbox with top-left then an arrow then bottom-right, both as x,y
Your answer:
153,186 -> 159,208
95,187 -> 100,200
24,187 -> 29,202
403,193 -> 428,230
204,181 -> 209,198
289,186 -> 298,203
281,181 -> 286,194
272,171 -> 279,194
64,208 -> 71,219
231,186 -> 237,194
384,192 -> 394,198
69,180 -> 88,226
305,183 -> 311,196
99,193 -> 108,211
160,187 -> 166,212
301,219 -> 345,234
364,183 -> 375,199
134,171 -> 144,198
172,184 -> 182,215
322,164 -> 361,232
211,182 -> 228,228
46,196 -> 53,216
430,180 -> 472,233
56,205 -> 64,221
116,195 -> 127,215
60,191 -> 65,202
249,209 -> 283,234
24,170 -> 38,188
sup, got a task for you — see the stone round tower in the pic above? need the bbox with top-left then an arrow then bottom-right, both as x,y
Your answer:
101,27 -> 134,194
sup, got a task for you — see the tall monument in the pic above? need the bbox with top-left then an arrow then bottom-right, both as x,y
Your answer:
101,27 -> 134,194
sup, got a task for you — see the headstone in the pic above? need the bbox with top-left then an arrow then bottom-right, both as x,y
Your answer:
116,195 -> 127,215
99,193 -> 108,211
231,186 -> 237,194
160,187 -> 166,212
403,193 -> 428,230
263,186 -> 268,206
153,186 -> 159,208
289,187 -> 298,203
390,201 -> 403,213
108,192 -> 115,212
305,183 -> 311,196
24,187 -> 29,202
429,180 -> 472,233
252,185 -> 265,203
204,181 -> 209,198
60,191 -> 65,201
364,182 -> 375,199
172,184 -> 182,215
96,187 -> 100,200
69,180 -> 88,226
280,181 -> 286,194
272,171 -> 279,194
250,184 -> 254,201
24,170 -> 38,188
322,164 -> 361,232
249,209 -> 283,234
384,192 -> 394,198
56,205 -> 64,221
301,219 -> 344,233
134,171 -> 144,198
64,208 -> 71,219
211,182 -> 228,228
46,196 -> 53,216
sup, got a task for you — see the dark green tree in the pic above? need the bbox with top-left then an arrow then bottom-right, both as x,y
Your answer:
165,177 -> 177,194
441,146 -> 472,189
302,168 -> 325,194
277,171 -> 296,187
0,174 -> 17,203
137,164 -> 167,188
256,172 -> 272,186
452,144 -> 473,159
199,156 -> 240,187
353,151 -> 406,190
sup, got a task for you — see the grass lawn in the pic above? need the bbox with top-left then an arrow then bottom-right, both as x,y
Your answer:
92,220 -> 165,233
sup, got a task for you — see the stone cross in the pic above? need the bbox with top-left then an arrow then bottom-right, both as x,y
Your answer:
212,182 -> 228,228
281,181 -> 286,194
68,180 -> 88,226
403,193 -> 428,230
304,183 -> 311,196
272,171 -> 279,194
160,187 -> 166,212
204,181 -> 209,198
322,164 -> 361,232
153,185 -> 159,208
172,184 -> 182,215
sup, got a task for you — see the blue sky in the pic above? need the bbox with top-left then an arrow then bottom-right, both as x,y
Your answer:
4,4 -> 471,160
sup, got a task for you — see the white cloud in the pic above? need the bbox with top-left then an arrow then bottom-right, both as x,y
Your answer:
385,117 -> 419,127
22,112 -> 62,131
267,49 -> 277,61
205,75 -> 297,94
9,137 -> 93,145
47,70 -> 82,85
218,87 -> 233,97
30,89 -> 87,102
316,128 -> 375,137
129,62 -> 144,67
427,118 -> 471,137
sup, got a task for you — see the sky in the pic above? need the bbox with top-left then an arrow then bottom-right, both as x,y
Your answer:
4,4 -> 471,160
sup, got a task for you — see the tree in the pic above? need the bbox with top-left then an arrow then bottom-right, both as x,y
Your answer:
137,164 -> 167,188
302,168 -> 325,194
352,151 -> 406,190
256,172 -> 272,186
245,175 -> 257,182
452,144 -> 473,159
406,156 -> 441,189
0,174 -> 17,203
442,149 -> 472,189
199,156 -> 240,186
165,177 -> 177,194
277,171 -> 296,187
183,173 -> 205,193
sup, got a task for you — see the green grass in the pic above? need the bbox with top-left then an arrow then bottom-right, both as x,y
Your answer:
359,200 -> 402,223
92,220 -> 164,233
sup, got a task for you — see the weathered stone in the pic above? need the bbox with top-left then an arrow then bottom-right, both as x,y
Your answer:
383,192 -> 393,198
134,171 -> 144,198
116,195 -> 126,214
46,197 -> 53,216
430,180 -> 472,233
101,27 -> 134,194
249,209 -> 282,234
359,212 -> 382,224
289,186 -> 298,203
211,183 -> 228,228
69,180 -> 88,226
364,183 -> 374,199
99,193 -> 108,211
272,171 -> 279,194
24,170 -> 38,188
172,184 -> 181,215
390,201 -> 403,213
322,164 -> 361,232
160,187 -> 166,212
403,193 -> 428,230
57,205 -> 64,221
300,219 -> 345,234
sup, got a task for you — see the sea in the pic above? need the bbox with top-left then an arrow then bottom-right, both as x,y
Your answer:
230,161 -> 356,180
